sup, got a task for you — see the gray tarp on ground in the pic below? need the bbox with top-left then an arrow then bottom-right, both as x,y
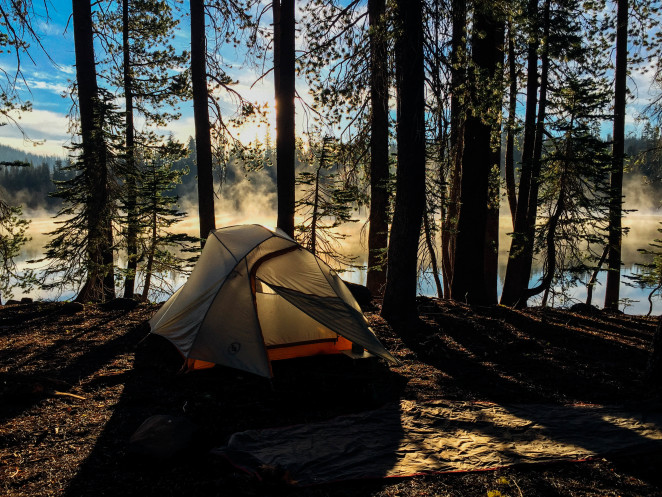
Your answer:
212,400 -> 662,485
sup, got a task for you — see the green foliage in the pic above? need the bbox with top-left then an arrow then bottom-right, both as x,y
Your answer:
534,71 -> 612,304
38,93 -> 122,297
0,198 -> 32,302
295,136 -> 359,271
134,139 -> 199,300
98,0 -> 190,126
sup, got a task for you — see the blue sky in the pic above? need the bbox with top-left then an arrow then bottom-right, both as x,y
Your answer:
0,0 -> 279,156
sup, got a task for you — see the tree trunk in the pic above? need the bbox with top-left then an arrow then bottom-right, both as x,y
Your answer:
274,0 -> 296,238
366,0 -> 389,296
647,317 -> 662,392
191,0 -> 215,244
519,0 -> 551,307
72,0 -> 115,303
424,210 -> 443,298
500,0 -> 540,307
310,165 -> 321,255
451,1 -> 502,305
381,0 -> 425,323
604,0 -> 628,310
484,20 -> 505,305
586,244 -> 609,306
441,0 -> 466,298
505,18 -> 518,228
122,0 -> 138,299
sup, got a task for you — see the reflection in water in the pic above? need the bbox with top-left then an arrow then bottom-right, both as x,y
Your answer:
13,211 -> 662,315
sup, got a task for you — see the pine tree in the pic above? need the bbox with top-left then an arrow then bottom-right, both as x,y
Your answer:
451,0 -> 505,305
0,196 -> 31,305
99,0 -> 189,298
530,73 -> 612,306
190,0 -> 215,243
274,0 -> 296,237
381,0 -> 425,323
604,0 -> 628,310
136,140 -> 198,301
295,136 -> 359,269
46,0 -> 117,302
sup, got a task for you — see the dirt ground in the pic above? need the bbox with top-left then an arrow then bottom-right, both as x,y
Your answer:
1,297 -> 662,497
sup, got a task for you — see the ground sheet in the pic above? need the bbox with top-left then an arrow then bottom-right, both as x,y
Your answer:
213,400 -> 662,485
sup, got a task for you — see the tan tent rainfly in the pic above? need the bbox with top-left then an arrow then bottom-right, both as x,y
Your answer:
149,224 -> 397,378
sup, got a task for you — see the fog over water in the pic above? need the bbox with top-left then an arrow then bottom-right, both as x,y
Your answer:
13,189 -> 662,315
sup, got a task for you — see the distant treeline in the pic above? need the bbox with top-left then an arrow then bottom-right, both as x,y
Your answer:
0,134 -> 659,215
0,138 -> 280,213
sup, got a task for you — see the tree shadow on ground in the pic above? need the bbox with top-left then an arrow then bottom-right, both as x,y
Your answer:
393,299 -> 657,404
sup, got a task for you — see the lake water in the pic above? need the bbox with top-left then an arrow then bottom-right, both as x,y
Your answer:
11,211 -> 662,316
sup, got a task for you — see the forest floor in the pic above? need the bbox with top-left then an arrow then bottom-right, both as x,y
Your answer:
1,297 -> 662,496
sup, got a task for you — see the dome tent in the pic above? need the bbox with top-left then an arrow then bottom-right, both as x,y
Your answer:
149,224 -> 397,378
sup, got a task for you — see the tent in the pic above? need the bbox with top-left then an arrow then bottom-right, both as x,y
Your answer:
149,224 -> 397,378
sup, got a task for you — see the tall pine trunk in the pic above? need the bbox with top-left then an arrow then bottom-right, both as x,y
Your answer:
484,20 -> 505,304
441,0 -> 466,298
381,0 -> 425,323
519,0 -> 551,306
451,1 -> 502,305
500,0 -> 540,307
73,0 -> 115,303
605,0 -> 628,310
122,0 -> 138,299
366,0 -> 389,296
274,0 -> 296,237
505,18 -> 518,228
190,0 -> 215,243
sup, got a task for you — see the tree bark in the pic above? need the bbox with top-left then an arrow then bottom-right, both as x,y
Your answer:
73,0 -> 115,303
500,0 -> 540,307
441,0 -> 466,298
647,317 -> 662,392
274,0 -> 296,237
122,0 -> 138,299
505,18 -> 518,228
381,0 -> 425,323
424,210 -> 443,298
586,244 -> 608,306
451,1 -> 502,305
519,0 -> 551,306
484,20 -> 505,305
191,0 -> 215,243
366,0 -> 389,296
604,0 -> 628,310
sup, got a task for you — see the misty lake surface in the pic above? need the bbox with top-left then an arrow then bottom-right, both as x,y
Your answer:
13,212 -> 662,315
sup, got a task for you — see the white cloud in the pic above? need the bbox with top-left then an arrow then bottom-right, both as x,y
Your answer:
0,108 -> 71,155
37,21 -> 67,37
0,136 -> 68,156
26,79 -> 68,94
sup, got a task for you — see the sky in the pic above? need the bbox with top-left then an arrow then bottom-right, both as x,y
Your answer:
0,0 -> 280,157
0,1 -> 659,158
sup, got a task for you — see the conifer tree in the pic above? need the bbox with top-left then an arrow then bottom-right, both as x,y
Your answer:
0,197 -> 31,305
99,0 -> 189,298
381,0 -> 425,323
41,0 -> 117,302
274,0 -> 296,237
137,140 -> 198,300
604,0 -> 628,310
295,136 -> 359,269
451,0 -> 505,305
529,73 -> 612,305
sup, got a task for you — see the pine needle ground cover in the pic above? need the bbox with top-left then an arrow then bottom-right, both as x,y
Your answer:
1,298 -> 662,496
